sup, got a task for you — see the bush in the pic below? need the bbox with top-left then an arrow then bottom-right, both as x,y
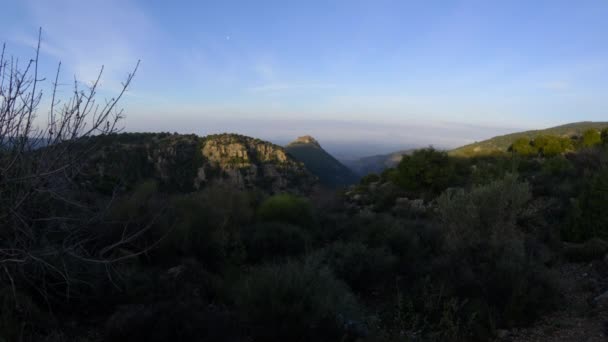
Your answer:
434,174 -> 559,328
565,169 -> 608,241
437,174 -> 531,249
234,258 -> 363,342
510,137 -> 537,156
349,214 -> 433,271
256,194 -> 314,227
104,301 -> 241,342
242,222 -> 310,263
360,173 -> 380,186
391,148 -> 458,197
322,241 -> 397,293
156,184 -> 253,269
581,129 -> 602,148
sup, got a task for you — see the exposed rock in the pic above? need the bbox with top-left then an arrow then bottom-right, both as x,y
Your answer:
200,134 -> 315,194
287,135 -> 321,148
83,132 -> 317,195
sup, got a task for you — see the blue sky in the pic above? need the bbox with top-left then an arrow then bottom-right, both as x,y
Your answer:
2,0 -> 608,151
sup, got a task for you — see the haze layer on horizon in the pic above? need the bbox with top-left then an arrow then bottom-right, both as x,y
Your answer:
2,0 -> 608,152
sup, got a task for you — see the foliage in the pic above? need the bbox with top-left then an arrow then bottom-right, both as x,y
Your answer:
234,258 -> 363,342
241,222 -> 310,263
581,129 -> 602,147
321,241 -> 397,293
159,184 -> 253,269
451,121 -> 608,157
435,175 -> 559,328
602,128 -> 608,145
509,137 -> 537,156
392,147 -> 461,197
257,193 -> 315,227
360,173 -> 380,185
437,174 -> 531,248
564,169 -> 608,241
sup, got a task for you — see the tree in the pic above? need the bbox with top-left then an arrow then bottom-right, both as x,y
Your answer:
0,30 -> 141,302
542,138 -> 564,157
601,128 -> 608,145
581,129 -> 601,147
392,147 -> 457,196
509,137 -> 537,156
257,194 -> 315,227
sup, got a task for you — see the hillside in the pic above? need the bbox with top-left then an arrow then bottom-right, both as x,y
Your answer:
285,135 -> 359,187
450,121 -> 608,157
343,149 -> 414,176
83,132 -> 317,194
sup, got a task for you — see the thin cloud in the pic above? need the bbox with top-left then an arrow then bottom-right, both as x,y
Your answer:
19,0 -> 155,87
539,81 -> 570,91
249,83 -> 337,92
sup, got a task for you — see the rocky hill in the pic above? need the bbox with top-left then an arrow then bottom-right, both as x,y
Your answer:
83,132 -> 317,194
285,135 -> 359,187
450,121 -> 608,157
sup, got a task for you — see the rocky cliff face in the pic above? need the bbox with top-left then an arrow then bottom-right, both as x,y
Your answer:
85,133 -> 317,194
198,134 -> 315,193
287,135 -> 322,148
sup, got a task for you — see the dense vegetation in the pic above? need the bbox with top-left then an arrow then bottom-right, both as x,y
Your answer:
4,123 -> 608,341
450,121 -> 608,157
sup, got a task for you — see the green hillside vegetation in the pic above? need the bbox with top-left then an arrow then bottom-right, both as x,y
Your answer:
450,121 -> 608,157
6,122 -> 608,341
285,135 -> 359,187
343,149 -> 414,176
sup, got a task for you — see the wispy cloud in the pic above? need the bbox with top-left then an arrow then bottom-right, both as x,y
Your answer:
16,0 -> 156,91
248,83 -> 337,92
539,81 -> 570,91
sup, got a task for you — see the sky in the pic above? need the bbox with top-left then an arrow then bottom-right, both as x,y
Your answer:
2,0 -> 608,154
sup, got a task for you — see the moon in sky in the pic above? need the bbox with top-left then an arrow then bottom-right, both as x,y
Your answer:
226,36 -> 231,40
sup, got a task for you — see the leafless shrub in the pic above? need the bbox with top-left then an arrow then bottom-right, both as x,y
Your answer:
0,29 -> 143,303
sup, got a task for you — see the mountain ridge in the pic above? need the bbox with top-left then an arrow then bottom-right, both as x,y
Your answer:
82,132 -> 318,194
285,135 -> 359,187
450,121 -> 608,157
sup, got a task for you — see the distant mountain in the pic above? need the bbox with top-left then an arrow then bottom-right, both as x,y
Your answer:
82,132 -> 317,194
450,121 -> 608,157
343,149 -> 414,176
285,135 -> 359,187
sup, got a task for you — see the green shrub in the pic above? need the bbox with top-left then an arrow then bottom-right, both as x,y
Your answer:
256,194 -> 314,227
434,174 -> 559,328
242,222 -> 310,263
360,173 -> 380,186
348,214 -> 433,273
322,241 -> 397,293
234,258 -> 363,342
437,174 -> 531,249
509,137 -> 537,156
156,184 -> 252,269
563,169 -> 608,241
581,129 -> 602,148
601,128 -> 608,145
391,148 -> 458,197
